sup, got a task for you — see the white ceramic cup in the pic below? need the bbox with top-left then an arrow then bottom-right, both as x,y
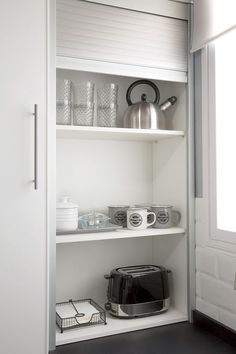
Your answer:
135,203 -> 154,224
127,208 -> 156,230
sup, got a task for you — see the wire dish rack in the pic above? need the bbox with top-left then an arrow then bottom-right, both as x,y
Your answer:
56,298 -> 107,333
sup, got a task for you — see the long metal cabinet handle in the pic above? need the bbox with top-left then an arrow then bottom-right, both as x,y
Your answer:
33,104 -> 38,190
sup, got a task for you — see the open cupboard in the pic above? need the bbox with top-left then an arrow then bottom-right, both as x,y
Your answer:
52,0 -> 193,349
9,0 -> 236,353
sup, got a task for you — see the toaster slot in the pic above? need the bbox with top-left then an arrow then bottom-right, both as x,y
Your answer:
118,265 -> 161,276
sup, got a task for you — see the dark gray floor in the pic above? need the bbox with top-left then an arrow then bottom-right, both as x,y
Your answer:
54,322 -> 236,354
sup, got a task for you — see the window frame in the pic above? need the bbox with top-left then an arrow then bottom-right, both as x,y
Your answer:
207,43 -> 236,246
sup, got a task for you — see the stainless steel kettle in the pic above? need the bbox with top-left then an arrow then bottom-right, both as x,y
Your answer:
123,79 -> 177,130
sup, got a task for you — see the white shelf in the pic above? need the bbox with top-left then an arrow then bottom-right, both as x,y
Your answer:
56,125 -> 185,142
56,227 -> 185,244
56,307 -> 188,345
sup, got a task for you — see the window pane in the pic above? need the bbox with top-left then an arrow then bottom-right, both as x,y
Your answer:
215,29 -> 236,232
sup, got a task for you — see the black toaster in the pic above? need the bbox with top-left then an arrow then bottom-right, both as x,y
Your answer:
104,265 -> 170,318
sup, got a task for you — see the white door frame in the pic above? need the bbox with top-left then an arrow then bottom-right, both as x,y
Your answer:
47,0 -> 56,351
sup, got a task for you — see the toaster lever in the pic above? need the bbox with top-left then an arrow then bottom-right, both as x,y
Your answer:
105,302 -> 111,311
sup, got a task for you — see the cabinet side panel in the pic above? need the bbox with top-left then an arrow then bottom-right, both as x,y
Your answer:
152,83 -> 187,314
152,235 -> 188,314
0,1 -> 47,353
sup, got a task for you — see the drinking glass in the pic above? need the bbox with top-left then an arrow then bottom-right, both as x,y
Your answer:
56,79 -> 73,125
97,103 -> 118,127
73,82 -> 95,126
97,83 -> 118,127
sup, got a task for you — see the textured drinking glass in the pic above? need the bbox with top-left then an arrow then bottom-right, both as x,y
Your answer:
97,83 -> 118,106
56,79 -> 73,125
56,100 -> 73,125
73,102 -> 94,126
97,104 -> 118,127
97,83 -> 118,127
74,82 -> 94,104
73,82 -> 95,126
56,79 -> 72,102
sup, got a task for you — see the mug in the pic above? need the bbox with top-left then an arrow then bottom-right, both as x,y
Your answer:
135,203 -> 154,224
108,205 -> 129,227
151,205 -> 181,229
127,208 -> 156,230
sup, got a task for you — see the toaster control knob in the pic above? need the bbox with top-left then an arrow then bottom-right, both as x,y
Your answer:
105,302 -> 111,311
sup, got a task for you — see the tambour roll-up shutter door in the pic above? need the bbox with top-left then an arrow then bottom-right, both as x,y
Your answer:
57,0 -> 188,74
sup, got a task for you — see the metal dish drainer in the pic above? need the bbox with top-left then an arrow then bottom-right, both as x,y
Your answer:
56,298 -> 107,333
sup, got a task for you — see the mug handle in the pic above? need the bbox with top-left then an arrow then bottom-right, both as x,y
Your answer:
147,212 -> 156,226
172,210 -> 181,226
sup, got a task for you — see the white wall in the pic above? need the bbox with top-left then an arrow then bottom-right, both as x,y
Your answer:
195,200 -> 236,331
195,182 -> 236,321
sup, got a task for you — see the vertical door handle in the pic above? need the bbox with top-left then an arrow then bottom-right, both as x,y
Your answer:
33,104 -> 38,190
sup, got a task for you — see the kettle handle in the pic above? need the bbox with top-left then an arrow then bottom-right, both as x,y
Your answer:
126,79 -> 160,106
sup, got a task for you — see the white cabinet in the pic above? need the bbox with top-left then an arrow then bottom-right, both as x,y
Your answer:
0,1 -> 47,354
51,0 -> 191,349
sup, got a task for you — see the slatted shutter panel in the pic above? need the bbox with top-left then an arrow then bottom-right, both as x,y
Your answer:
57,0 -> 187,73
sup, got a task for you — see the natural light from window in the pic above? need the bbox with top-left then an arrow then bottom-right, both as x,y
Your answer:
214,28 -> 236,232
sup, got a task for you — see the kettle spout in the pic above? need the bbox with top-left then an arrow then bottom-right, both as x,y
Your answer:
159,96 -> 177,112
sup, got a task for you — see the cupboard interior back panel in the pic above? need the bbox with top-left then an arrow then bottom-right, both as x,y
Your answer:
153,235 -> 187,314
56,234 -> 187,315
56,237 -> 153,304
57,139 -> 153,212
57,69 -> 186,131
56,70 -> 188,315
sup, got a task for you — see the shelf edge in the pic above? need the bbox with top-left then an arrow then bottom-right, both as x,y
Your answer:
56,228 -> 185,244
56,309 -> 188,345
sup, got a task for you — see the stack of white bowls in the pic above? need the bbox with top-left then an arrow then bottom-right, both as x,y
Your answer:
56,197 -> 79,231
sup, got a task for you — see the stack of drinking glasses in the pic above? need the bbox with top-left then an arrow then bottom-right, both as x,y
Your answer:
73,82 -> 95,126
97,83 -> 118,127
56,79 -> 119,127
56,79 -> 73,125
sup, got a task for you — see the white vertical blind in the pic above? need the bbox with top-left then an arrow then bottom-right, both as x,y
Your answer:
57,0 -> 188,73
191,0 -> 236,52
213,29 -> 236,233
